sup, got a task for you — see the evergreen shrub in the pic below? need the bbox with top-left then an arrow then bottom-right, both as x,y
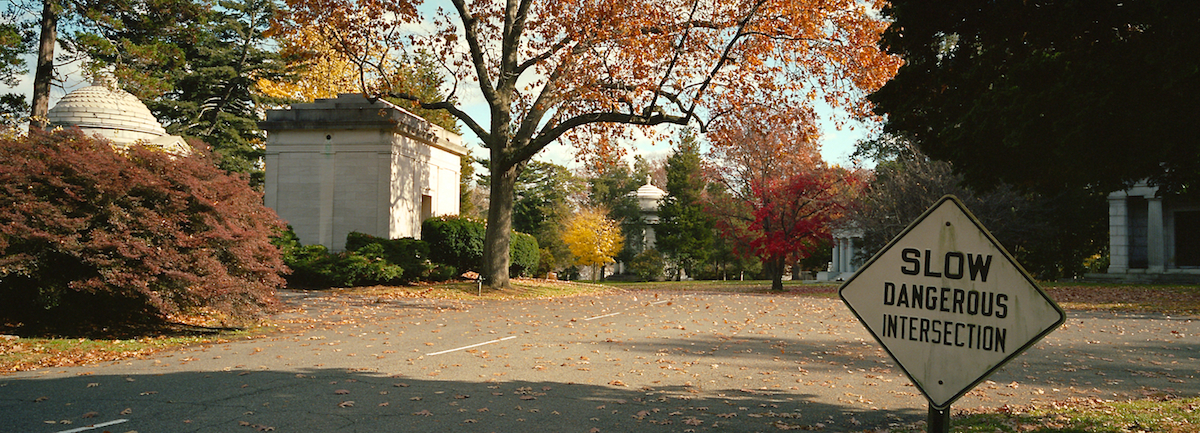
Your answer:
630,249 -> 665,281
421,215 -> 539,279
422,215 -> 485,273
275,230 -> 429,287
509,231 -> 539,277
345,232 -> 431,282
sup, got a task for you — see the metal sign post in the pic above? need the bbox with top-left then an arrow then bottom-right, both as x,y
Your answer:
928,403 -> 950,433
839,196 -> 1065,429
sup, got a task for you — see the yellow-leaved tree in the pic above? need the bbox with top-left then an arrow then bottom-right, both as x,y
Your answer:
563,207 -> 623,281
256,27 -> 361,102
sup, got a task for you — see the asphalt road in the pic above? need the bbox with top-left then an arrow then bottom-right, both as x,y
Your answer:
1,288 -> 1196,432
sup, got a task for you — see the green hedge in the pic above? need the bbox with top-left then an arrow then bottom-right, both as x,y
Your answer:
510,231 -> 539,277
422,216 -> 485,273
277,217 -> 540,287
423,215 -> 538,278
276,230 -> 428,288
345,232 -> 432,282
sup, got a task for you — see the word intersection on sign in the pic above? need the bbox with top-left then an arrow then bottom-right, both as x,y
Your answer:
839,195 -> 1064,410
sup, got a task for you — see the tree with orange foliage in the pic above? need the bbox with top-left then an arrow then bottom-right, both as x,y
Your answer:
281,0 -> 899,288
708,108 -> 863,290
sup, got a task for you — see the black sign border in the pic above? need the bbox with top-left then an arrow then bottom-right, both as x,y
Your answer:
837,195 -> 1067,410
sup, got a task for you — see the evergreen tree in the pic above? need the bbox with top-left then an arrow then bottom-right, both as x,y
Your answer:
73,0 -> 287,185
511,160 -> 581,272
0,8 -> 32,125
871,0 -> 1200,194
656,129 -> 714,279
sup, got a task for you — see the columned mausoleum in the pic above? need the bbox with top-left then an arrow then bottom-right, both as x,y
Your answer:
1105,182 -> 1200,280
260,94 -> 467,251
818,224 -> 863,281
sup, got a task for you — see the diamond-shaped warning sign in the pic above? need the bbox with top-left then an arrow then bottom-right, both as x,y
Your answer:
839,195 -> 1064,409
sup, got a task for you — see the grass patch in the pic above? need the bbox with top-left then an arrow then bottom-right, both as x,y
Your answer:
598,279 -> 840,296
888,397 -> 1200,432
1041,283 -> 1200,317
339,277 -> 616,301
0,326 -> 266,373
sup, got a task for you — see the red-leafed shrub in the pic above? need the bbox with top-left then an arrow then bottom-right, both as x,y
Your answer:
0,130 -> 286,329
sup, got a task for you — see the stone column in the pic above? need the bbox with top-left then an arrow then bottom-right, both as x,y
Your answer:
319,143 -> 336,249
1147,197 -> 1165,273
1107,196 -> 1129,273
831,240 -> 842,273
845,237 -> 856,273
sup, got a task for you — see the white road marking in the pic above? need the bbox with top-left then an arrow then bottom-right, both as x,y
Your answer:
650,300 -> 671,305
425,336 -> 517,356
583,312 -> 622,321
55,419 -> 128,433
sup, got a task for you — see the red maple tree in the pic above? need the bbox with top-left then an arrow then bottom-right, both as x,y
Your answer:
708,108 -> 862,290
0,130 -> 287,330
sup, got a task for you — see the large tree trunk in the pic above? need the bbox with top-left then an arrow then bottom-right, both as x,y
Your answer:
768,257 -> 785,291
30,0 -> 57,130
483,160 -> 517,289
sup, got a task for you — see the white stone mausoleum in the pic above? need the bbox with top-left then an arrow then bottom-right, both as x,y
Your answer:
1105,182 -> 1200,281
260,94 -> 467,251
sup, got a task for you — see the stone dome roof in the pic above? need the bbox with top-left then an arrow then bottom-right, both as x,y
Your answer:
634,177 -> 666,200
47,77 -> 168,139
46,76 -> 189,154
633,176 -> 666,212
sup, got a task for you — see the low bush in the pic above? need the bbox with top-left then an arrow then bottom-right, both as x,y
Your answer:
510,231 -> 539,277
422,215 -> 485,273
630,249 -> 665,281
0,130 -> 286,329
276,230 -> 430,287
277,219 -> 538,287
427,264 -> 458,282
423,215 -> 537,278
345,232 -> 431,282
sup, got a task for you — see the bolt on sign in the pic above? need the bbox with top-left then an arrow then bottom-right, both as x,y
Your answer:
839,195 -> 1065,409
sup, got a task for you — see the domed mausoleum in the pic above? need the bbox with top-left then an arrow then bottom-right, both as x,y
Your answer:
46,77 -> 189,154
633,176 -> 667,248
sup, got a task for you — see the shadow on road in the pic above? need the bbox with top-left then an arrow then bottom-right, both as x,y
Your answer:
0,367 -> 924,432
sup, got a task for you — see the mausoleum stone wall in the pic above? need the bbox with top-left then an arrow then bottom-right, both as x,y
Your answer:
261,95 -> 466,251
